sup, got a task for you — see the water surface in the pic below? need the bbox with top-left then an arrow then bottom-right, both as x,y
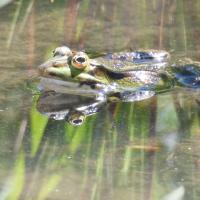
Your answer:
0,0 -> 200,199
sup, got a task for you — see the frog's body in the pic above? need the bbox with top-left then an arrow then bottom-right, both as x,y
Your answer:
38,46 -> 200,125
94,50 -> 169,71
39,46 -> 200,101
39,46 -> 171,90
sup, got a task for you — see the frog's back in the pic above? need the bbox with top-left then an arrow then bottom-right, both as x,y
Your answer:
93,49 -> 170,72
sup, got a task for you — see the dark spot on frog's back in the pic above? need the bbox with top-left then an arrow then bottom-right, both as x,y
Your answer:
105,53 -> 126,61
90,68 -> 127,80
106,69 -> 127,79
135,52 -> 154,59
105,53 -> 113,60
119,55 -> 127,61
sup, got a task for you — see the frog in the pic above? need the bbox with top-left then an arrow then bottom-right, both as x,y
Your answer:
37,46 -> 200,125
38,46 -> 174,102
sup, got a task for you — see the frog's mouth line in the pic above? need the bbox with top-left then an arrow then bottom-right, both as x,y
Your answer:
40,65 -> 108,85
46,72 -> 74,82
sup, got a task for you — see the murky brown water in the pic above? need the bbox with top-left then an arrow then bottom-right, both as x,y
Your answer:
0,0 -> 200,199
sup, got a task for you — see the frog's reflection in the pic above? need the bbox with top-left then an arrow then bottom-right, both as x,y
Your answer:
36,77 -> 157,126
36,89 -> 157,126
36,91 -> 105,126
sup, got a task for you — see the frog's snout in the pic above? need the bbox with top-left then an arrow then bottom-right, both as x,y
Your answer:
38,56 -> 69,75
38,62 -> 48,75
38,60 -> 53,75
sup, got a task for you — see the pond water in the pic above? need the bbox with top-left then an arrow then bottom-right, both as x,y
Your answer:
0,0 -> 200,200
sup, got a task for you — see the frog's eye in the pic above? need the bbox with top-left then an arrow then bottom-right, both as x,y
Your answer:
71,52 -> 89,69
53,46 -> 72,57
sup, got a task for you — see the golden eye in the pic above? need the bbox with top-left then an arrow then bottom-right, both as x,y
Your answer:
71,52 -> 89,69
66,111 -> 85,126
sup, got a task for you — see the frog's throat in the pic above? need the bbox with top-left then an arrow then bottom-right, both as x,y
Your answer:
69,65 -> 84,78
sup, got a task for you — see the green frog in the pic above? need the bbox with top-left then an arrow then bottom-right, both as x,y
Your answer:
39,46 -> 175,101
37,46 -> 200,125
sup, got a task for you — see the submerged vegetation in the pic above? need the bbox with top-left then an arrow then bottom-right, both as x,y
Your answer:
0,0 -> 200,199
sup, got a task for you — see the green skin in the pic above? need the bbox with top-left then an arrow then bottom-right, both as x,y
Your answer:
39,49 -> 172,93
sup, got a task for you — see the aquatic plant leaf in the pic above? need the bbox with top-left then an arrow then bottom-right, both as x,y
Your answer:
36,175 -> 61,200
67,118 -> 95,154
30,96 -> 48,157
1,152 -> 25,200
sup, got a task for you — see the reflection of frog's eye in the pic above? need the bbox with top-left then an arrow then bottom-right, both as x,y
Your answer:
76,57 -> 86,63
66,111 -> 85,126
53,46 -> 72,57
71,52 -> 89,69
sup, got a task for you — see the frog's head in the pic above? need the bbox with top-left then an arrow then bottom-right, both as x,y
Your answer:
39,46 -> 107,84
